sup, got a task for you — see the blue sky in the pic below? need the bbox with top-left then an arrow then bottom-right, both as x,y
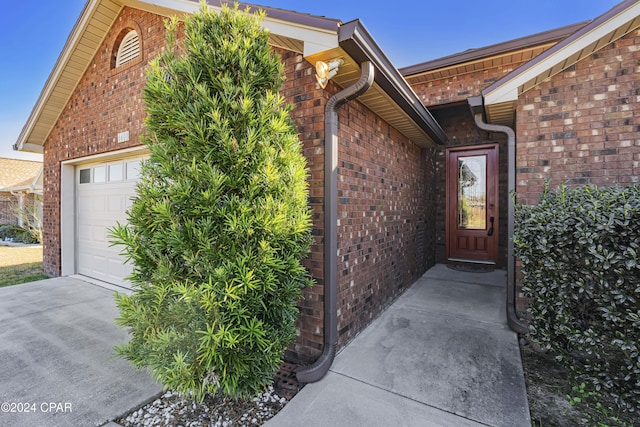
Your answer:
0,0 -> 621,161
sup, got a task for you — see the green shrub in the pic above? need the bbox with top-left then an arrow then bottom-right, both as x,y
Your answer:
15,228 -> 38,244
0,224 -> 19,240
110,2 -> 312,401
514,182 -> 640,413
0,224 -> 39,244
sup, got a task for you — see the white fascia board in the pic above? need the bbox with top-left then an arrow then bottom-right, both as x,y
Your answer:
31,167 -> 44,188
19,143 -> 45,154
484,86 -> 520,105
16,0 -> 106,152
265,21 -> 337,56
6,185 -> 43,195
130,0 -> 338,55
484,2 -> 640,106
5,185 -> 30,193
126,0 -> 199,13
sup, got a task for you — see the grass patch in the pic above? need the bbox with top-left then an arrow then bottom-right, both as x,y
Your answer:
0,246 -> 48,288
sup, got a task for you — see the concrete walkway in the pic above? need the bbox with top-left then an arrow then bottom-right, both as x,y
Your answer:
0,277 -> 162,427
0,266 -> 530,426
266,264 -> 531,426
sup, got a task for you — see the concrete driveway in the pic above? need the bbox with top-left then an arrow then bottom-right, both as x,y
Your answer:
0,277 -> 162,427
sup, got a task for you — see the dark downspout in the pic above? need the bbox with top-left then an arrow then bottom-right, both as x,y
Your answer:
297,61 -> 375,383
468,96 -> 528,334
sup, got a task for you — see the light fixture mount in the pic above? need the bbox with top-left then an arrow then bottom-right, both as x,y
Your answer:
315,58 -> 344,89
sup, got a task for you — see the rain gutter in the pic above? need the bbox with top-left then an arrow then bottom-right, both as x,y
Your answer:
338,20 -> 448,145
296,61 -> 375,383
297,20 -> 446,384
468,96 -> 528,334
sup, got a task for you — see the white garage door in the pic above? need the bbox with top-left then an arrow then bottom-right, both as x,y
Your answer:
76,158 -> 142,288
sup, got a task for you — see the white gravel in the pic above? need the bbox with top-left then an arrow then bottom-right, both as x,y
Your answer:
117,386 -> 288,426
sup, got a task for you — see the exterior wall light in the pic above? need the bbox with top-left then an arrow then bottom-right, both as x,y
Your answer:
315,59 -> 344,89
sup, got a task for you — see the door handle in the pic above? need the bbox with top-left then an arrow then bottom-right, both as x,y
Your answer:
487,216 -> 494,236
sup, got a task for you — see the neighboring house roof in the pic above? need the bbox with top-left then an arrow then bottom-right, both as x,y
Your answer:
483,0 -> 640,125
0,158 -> 43,195
15,0 -> 446,156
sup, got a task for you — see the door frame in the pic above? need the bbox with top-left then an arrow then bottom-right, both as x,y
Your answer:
445,143 -> 499,264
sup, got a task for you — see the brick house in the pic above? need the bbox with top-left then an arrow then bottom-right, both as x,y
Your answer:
0,158 -> 42,228
15,0 -> 639,380
402,0 -> 639,329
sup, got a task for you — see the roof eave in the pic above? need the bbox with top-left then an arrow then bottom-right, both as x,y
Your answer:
4,184 -> 43,195
206,0 -> 340,32
15,0 -> 342,152
482,0 -> 640,125
400,20 -> 588,77
15,0 -> 100,154
338,20 -> 448,145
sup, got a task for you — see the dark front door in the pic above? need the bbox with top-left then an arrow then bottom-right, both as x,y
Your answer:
446,145 -> 498,264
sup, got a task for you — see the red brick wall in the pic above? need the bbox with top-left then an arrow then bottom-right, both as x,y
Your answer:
333,100 -> 434,348
280,50 -> 327,362
42,7 -> 167,276
283,60 -> 436,361
411,64 -> 527,108
41,7 -> 436,364
515,29 -> 640,205
513,29 -> 640,314
0,193 -> 17,225
0,193 -> 41,234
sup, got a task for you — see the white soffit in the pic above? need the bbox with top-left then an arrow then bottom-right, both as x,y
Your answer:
16,0 -> 117,153
483,1 -> 640,106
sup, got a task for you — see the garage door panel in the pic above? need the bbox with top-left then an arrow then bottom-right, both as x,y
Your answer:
108,195 -> 123,213
78,252 -> 91,267
90,225 -> 103,243
92,196 -> 106,212
76,159 -> 140,288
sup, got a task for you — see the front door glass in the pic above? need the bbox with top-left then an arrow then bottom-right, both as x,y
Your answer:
457,156 -> 486,230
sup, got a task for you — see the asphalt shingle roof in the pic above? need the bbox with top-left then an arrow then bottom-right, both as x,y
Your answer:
0,157 -> 42,190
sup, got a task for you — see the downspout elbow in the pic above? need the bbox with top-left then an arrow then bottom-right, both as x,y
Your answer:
468,98 -> 528,335
296,61 -> 375,384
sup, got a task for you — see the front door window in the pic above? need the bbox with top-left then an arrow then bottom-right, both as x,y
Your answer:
457,155 -> 486,230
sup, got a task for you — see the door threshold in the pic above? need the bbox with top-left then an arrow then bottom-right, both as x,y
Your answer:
447,258 -> 496,265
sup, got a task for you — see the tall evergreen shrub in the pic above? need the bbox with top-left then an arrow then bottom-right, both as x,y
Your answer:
514,183 -> 640,413
110,2 -> 313,400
